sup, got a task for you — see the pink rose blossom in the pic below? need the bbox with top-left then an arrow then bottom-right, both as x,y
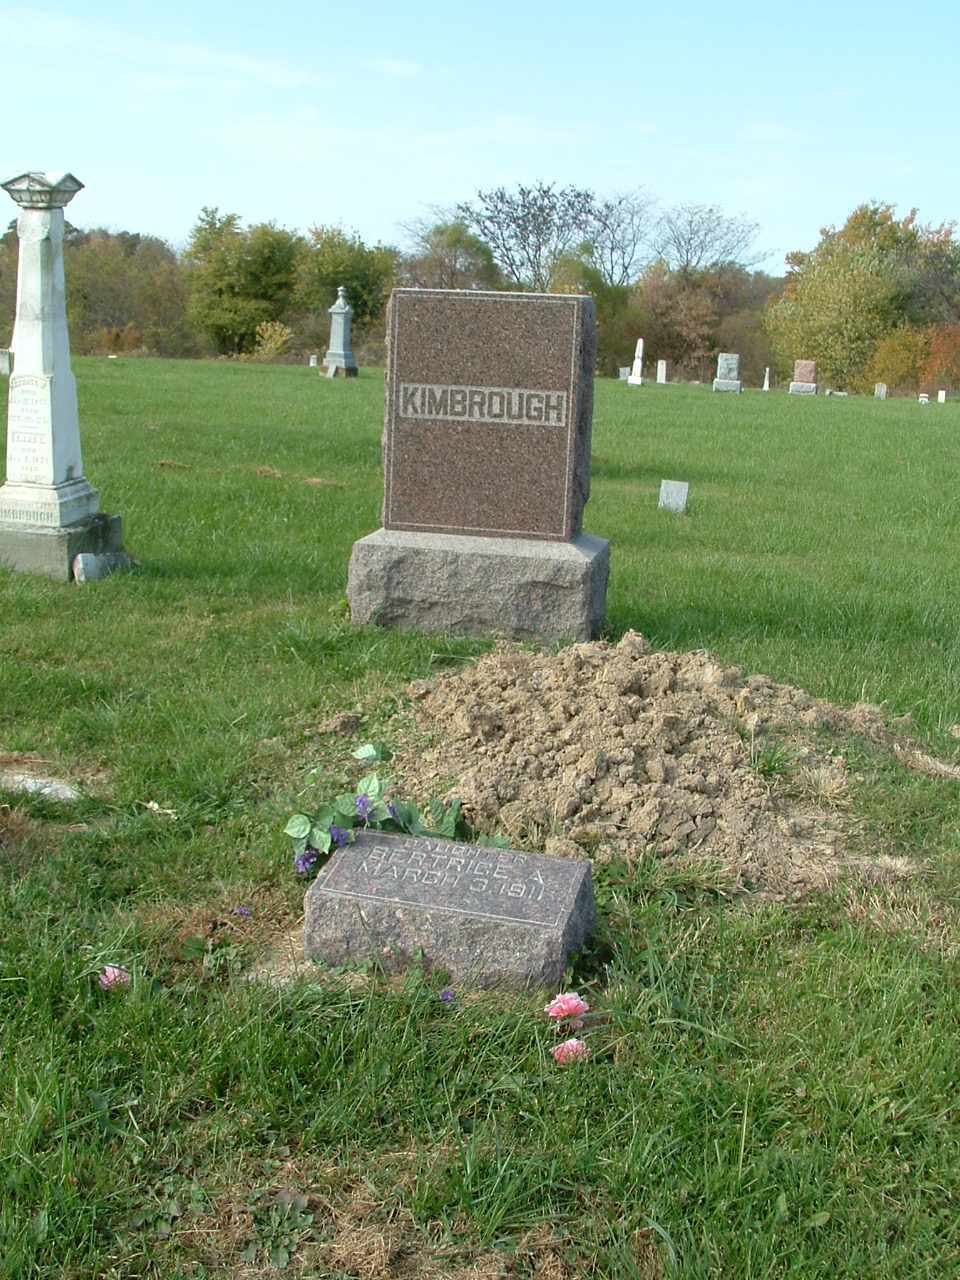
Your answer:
98,965 -> 131,990
552,1037 -> 589,1064
544,992 -> 590,1022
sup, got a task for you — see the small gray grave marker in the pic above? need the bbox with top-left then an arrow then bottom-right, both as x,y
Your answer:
303,830 -> 596,988
656,359 -> 667,384
0,349 -> 10,376
874,382 -> 887,400
658,479 -> 689,513
712,352 -> 742,393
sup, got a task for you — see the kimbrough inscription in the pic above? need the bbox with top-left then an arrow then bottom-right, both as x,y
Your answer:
303,831 -> 596,988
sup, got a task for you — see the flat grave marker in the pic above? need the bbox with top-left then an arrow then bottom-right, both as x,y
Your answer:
303,830 -> 596,988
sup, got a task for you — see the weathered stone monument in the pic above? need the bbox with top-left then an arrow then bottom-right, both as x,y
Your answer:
658,479 -> 689,513
322,285 -> 358,377
347,288 -> 609,642
656,359 -> 667,384
712,352 -> 743,393
0,172 -> 125,581
874,382 -> 887,401
627,337 -> 644,386
789,359 -> 818,395
303,830 -> 596,988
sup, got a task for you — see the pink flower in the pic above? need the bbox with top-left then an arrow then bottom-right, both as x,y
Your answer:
98,965 -> 131,990
544,992 -> 590,1022
552,1037 -> 589,1064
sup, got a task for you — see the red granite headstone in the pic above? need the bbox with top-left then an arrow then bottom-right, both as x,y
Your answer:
381,289 -> 597,542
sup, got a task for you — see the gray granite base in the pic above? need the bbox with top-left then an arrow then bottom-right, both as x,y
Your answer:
788,382 -> 818,395
347,528 -> 610,642
0,513 -> 123,582
303,831 -> 596,989
712,378 -> 743,393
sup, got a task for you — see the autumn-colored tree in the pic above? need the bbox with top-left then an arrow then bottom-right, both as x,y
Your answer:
922,324 -> 960,384
765,203 -> 960,389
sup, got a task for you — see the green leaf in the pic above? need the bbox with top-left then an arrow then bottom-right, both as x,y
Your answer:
308,826 -> 332,854
283,813 -> 311,839
353,741 -> 392,762
357,772 -> 385,801
335,793 -> 359,818
804,1210 -> 831,1230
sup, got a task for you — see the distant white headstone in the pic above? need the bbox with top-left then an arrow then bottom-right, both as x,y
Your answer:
656,359 -> 667,384
627,337 -> 644,386
919,393 -> 930,405
618,366 -> 630,380
658,479 -> 689,513
309,354 -> 318,368
874,382 -> 887,400
938,389 -> 947,404
762,367 -> 770,391
0,349 -> 10,376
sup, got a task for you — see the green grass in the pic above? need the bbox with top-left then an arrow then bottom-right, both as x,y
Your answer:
2,361 -> 960,1277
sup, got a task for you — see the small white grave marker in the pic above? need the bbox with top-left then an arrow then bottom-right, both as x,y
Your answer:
627,338 -> 644,386
656,359 -> 667,384
309,354 -> 318,367
938,389 -> 947,404
919,393 -> 930,405
658,479 -> 689,513
874,383 -> 887,400
762,367 -> 770,391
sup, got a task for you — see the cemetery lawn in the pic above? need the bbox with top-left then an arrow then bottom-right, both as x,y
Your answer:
2,360 -> 959,1279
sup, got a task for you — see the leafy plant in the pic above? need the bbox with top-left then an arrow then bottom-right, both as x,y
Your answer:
285,743 -> 508,876
241,1189 -> 315,1268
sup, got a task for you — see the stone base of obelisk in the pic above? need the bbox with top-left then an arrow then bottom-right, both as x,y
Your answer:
347,528 -> 610,643
0,513 -> 124,582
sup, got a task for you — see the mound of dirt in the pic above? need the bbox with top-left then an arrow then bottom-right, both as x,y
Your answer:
391,631 -> 926,902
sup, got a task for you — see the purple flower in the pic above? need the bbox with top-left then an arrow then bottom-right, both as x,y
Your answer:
439,989 -> 455,1003
329,825 -> 350,848
387,802 -> 399,823
355,795 -> 374,822
295,846 -> 319,875
232,905 -> 251,917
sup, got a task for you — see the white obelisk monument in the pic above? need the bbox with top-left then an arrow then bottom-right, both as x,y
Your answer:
0,172 -> 124,580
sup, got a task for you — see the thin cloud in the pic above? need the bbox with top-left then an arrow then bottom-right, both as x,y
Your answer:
0,6 -> 313,89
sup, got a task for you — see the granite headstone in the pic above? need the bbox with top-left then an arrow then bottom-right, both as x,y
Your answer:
712,351 -> 743,393
789,358 -> 818,395
303,830 -> 596,989
874,382 -> 887,401
347,288 -> 609,642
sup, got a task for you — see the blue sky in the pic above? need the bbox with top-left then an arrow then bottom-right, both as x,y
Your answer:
2,0 -> 958,272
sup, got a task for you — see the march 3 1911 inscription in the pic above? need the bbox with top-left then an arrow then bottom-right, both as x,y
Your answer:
382,289 -> 597,541
302,831 -> 596,988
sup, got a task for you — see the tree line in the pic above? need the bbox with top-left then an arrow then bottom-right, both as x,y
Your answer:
1,185 -> 958,391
